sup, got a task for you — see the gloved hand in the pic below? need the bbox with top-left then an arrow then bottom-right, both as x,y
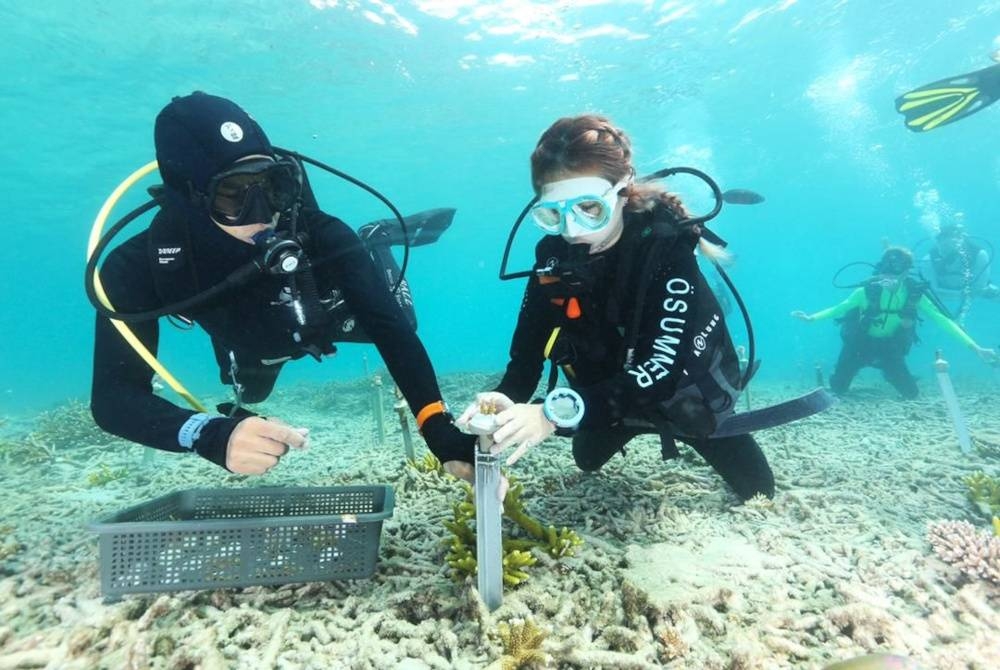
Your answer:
455,391 -> 515,428
490,403 -> 556,465
424,410 -> 510,501
973,344 -> 999,365
790,310 -> 813,322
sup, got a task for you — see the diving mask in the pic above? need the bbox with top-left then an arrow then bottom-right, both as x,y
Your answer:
530,175 -> 629,236
207,157 -> 302,226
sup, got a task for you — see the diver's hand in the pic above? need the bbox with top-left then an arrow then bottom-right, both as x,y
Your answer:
442,459 -> 510,502
791,310 -> 813,322
973,345 -> 999,365
456,392 -> 515,429
226,417 -> 309,475
490,403 -> 556,466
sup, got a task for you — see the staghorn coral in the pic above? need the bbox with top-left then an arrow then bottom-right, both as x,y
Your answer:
928,520 -> 1000,585
444,478 -> 581,586
503,480 -> 583,559
963,471 -> 1000,518
972,428 -> 1000,460
0,524 -> 22,561
31,398 -> 119,450
496,619 -> 549,670
86,464 -> 128,488
409,451 -> 444,474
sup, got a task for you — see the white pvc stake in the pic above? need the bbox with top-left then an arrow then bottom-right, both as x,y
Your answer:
934,350 -> 971,454
467,412 -> 503,611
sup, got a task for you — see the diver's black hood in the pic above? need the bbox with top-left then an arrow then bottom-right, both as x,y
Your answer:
154,92 -> 274,282
155,91 -> 273,193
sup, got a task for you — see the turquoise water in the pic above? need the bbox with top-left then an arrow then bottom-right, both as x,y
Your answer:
1,0 -> 998,413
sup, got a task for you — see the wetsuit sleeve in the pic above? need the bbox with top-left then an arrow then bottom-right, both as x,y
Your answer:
90,234 -> 242,467
493,276 -> 554,402
312,216 -> 445,410
917,295 -> 976,348
571,250 -> 702,430
310,215 -> 474,463
809,288 -> 866,321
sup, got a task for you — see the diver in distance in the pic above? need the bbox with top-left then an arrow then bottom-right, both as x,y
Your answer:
87,92 -> 475,478
792,246 -> 997,399
921,221 -> 999,320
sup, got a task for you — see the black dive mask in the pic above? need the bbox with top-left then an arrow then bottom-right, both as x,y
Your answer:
206,157 -> 302,227
876,248 -> 913,276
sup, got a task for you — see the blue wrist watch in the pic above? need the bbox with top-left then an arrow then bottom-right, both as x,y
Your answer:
543,387 -> 585,436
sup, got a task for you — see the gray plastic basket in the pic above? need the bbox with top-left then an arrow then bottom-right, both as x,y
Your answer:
89,485 -> 394,599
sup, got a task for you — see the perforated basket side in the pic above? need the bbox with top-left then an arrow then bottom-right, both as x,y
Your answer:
89,485 -> 393,597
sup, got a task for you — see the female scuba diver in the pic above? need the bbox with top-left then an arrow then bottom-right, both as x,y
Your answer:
89,92 -> 475,477
791,246 -> 997,399
456,115 -> 775,502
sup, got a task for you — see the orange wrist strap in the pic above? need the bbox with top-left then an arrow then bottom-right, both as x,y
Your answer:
416,401 -> 447,431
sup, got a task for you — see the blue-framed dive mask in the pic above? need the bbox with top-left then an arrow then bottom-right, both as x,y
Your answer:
529,175 -> 630,236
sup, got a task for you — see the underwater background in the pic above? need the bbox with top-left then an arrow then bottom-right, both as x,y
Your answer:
0,0 -> 997,412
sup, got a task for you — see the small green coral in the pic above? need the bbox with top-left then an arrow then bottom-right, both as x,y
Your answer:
993,516 -> 1000,537
443,476 -> 581,587
964,471 -> 1000,518
503,480 -> 583,558
497,619 -> 548,670
86,464 -> 128,487
409,451 -> 443,474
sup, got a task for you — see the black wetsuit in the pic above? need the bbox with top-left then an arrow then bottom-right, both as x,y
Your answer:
494,208 -> 774,500
91,206 -> 472,468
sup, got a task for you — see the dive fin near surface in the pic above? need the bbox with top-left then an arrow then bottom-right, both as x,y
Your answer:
708,388 -> 835,438
358,207 -> 456,247
895,63 -> 1000,132
721,188 -> 765,205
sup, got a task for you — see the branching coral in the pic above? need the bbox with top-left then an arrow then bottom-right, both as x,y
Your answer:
86,464 -> 129,487
963,471 -> 1000,518
31,398 -> 119,450
444,478 -> 582,586
0,524 -> 24,562
409,451 -> 444,474
496,619 -> 549,670
928,520 -> 1000,585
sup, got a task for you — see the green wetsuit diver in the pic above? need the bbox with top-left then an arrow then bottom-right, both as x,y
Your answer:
793,247 -> 996,398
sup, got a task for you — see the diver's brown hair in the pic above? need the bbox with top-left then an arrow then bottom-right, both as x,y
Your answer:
529,114 -> 688,221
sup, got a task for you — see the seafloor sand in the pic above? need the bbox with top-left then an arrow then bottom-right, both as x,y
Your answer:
1,372 -> 998,669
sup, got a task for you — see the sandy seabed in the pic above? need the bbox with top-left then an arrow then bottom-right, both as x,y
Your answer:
1,372 -> 998,670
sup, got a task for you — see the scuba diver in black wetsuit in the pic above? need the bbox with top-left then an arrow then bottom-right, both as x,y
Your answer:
925,222 -> 999,314
88,92 -> 475,477
792,246 -> 997,399
455,115 -> 809,502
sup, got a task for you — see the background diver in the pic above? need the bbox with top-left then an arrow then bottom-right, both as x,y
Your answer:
88,92 -> 476,477
792,246 -> 997,399
921,221 -> 999,319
